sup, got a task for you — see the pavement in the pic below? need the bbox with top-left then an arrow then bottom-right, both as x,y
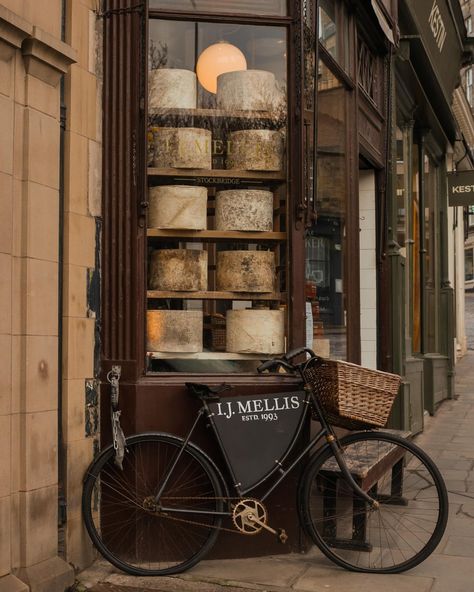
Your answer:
75,353 -> 474,592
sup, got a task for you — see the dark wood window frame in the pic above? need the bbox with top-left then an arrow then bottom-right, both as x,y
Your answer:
101,0 -> 310,391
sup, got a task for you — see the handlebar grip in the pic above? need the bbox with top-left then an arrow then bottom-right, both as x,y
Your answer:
257,359 -> 280,373
284,347 -> 316,361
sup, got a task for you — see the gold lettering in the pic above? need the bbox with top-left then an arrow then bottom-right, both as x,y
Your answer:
213,139 -> 224,155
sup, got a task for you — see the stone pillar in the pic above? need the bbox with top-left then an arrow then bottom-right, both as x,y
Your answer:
0,4 -> 76,592
62,0 -> 102,570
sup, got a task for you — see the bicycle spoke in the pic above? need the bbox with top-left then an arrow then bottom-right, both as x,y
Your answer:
302,432 -> 447,574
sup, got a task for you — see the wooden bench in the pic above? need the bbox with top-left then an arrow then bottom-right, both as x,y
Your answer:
320,430 -> 411,552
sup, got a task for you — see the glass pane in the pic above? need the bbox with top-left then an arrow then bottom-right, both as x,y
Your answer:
412,143 -> 421,353
396,127 -> 406,251
424,154 -> 438,353
319,0 -> 338,61
465,249 -> 474,282
149,0 -> 287,16
148,20 -> 287,109
147,19 -> 288,373
305,61 -> 347,360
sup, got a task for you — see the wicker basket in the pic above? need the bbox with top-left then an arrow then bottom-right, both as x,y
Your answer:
303,358 -> 401,430
203,314 -> 226,352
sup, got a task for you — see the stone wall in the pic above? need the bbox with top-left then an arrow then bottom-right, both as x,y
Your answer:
0,0 -> 101,589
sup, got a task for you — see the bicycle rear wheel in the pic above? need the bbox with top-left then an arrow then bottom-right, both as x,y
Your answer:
299,431 -> 448,573
82,433 -> 224,576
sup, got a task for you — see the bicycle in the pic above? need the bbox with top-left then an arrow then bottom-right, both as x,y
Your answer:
82,347 -> 448,576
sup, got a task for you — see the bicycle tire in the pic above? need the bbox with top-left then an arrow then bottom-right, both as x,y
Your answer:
299,430 -> 448,573
82,433 -> 224,576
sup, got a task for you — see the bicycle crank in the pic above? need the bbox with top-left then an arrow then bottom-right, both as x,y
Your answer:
232,499 -> 288,543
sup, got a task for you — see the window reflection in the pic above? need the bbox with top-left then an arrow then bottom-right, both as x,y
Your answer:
149,0 -> 287,16
147,18 -> 289,373
148,20 -> 287,110
396,127 -> 406,252
319,0 -> 338,61
424,154 -> 438,353
306,61 -> 347,360
412,143 -> 421,353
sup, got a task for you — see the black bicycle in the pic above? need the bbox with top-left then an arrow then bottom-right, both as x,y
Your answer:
82,347 -> 448,576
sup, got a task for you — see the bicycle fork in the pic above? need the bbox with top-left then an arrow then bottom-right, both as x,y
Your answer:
325,434 -> 379,509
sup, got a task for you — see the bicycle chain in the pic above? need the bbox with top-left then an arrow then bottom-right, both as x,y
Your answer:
157,496 -> 248,536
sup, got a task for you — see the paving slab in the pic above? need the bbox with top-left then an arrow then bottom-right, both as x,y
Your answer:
183,556 -> 307,588
293,565 -> 434,592
440,535 -> 474,557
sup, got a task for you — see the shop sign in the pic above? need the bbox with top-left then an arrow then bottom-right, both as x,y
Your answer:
407,0 -> 462,100
447,171 -> 474,206
208,391 -> 306,490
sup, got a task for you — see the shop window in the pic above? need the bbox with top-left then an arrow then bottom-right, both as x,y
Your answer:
396,126 -> 406,252
319,0 -> 338,60
469,205 -> 474,228
465,249 -> 474,282
424,153 -> 439,354
412,142 -> 421,354
149,1 -> 288,16
146,16 -> 289,373
305,60 -> 347,360
466,67 -> 473,107
466,16 -> 472,35
318,0 -> 351,73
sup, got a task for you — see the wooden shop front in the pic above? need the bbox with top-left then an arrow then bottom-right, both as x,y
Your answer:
100,0 -> 396,557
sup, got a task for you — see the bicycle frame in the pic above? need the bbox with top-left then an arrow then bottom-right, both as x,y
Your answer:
155,382 -> 377,518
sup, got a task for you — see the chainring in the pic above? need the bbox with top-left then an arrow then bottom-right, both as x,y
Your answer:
232,498 -> 268,535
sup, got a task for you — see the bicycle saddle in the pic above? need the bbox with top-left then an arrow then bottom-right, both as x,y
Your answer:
185,382 -> 231,401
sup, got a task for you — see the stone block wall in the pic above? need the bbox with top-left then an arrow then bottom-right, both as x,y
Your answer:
0,0 -> 101,588
62,0 -> 102,571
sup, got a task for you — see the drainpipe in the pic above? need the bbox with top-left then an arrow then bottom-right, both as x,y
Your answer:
58,0 -> 67,528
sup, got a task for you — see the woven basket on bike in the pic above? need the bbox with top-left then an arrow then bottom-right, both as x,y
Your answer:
303,357 -> 401,430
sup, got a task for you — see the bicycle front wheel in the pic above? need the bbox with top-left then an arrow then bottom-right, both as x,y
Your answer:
82,433 -> 224,576
299,431 -> 448,573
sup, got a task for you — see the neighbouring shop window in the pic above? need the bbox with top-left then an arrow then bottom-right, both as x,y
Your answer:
469,205 -> 474,228
466,16 -> 472,35
396,126 -> 406,251
319,0 -> 338,59
412,142 -> 421,353
149,0 -> 288,16
424,153 -> 439,354
305,59 -> 347,360
466,67 -> 473,107
146,15 -> 289,373
465,249 -> 474,282
318,0 -> 351,72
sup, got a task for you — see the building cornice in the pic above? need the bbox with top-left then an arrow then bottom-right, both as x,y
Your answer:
0,5 -> 32,61
0,5 -> 76,83
22,26 -> 77,86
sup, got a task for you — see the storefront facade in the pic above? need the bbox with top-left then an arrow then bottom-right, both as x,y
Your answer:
100,0 -> 397,556
389,0 -> 470,432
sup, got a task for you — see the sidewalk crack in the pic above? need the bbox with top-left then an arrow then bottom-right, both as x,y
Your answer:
456,505 -> 474,519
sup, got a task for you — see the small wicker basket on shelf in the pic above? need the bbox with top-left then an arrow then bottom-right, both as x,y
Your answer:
303,358 -> 401,430
203,314 -> 226,352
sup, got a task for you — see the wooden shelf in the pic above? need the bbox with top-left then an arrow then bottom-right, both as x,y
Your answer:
147,229 -> 287,242
147,168 -> 286,183
148,351 -> 273,360
148,291 -> 285,301
148,107 -> 285,122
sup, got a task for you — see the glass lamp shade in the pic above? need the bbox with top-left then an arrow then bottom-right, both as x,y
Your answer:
196,42 -> 247,94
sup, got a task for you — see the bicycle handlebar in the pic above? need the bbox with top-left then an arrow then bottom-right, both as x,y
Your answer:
257,348 -> 319,374
284,347 -> 316,361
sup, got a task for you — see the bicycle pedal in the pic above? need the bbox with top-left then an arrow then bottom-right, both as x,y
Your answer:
277,529 -> 288,544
